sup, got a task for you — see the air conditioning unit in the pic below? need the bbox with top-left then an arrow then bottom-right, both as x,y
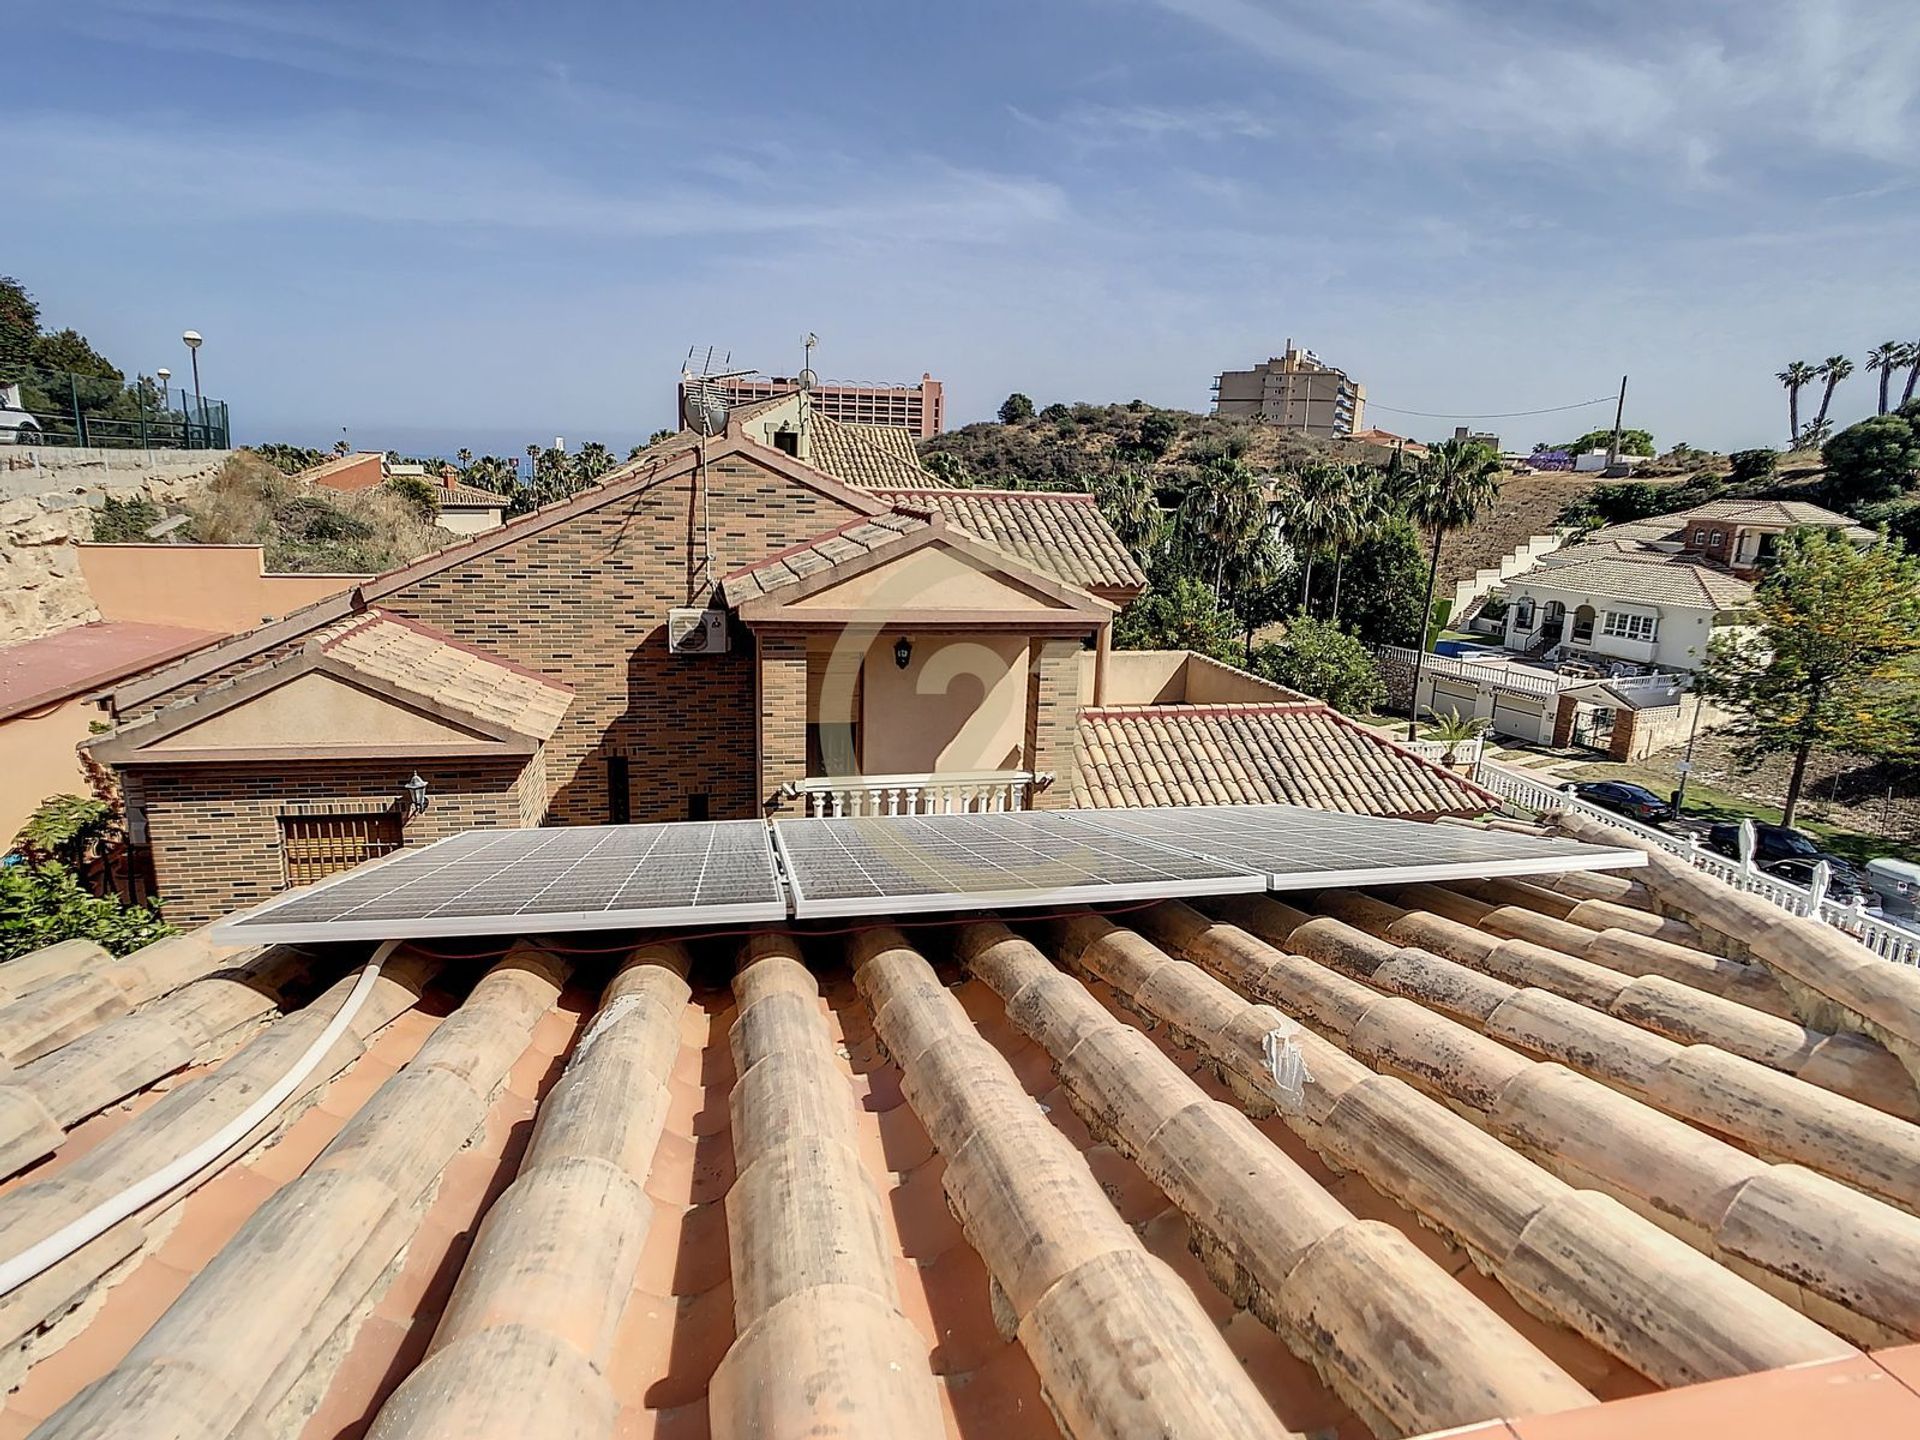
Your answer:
668,607 -> 729,655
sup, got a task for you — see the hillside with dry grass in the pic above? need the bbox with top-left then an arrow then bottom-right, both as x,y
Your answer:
96,451 -> 454,573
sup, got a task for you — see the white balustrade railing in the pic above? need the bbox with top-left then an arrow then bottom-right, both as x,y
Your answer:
781,770 -> 1049,818
1472,758 -> 1919,967
1397,736 -> 1486,770
1378,646 -> 1565,699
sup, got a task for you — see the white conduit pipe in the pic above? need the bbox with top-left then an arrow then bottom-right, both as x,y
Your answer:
0,940 -> 399,1298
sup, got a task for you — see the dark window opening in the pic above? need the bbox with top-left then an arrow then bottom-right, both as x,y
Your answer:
686,793 -> 710,821
772,429 -> 799,455
608,755 -> 630,824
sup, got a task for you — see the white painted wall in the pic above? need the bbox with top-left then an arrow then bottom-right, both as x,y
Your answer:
1503,575 -> 1724,671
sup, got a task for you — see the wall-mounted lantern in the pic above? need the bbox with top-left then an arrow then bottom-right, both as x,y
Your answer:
894,636 -> 914,670
401,772 -> 431,815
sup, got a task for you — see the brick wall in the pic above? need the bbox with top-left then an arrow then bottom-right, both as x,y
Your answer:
136,756 -> 532,924
758,634 -> 808,813
356,456 -> 856,826
1029,638 -> 1084,808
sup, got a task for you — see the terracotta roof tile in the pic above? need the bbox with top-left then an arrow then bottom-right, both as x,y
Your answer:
1071,702 -> 1493,816
15,833 -> 1920,1440
1524,552 -> 1753,609
314,608 -> 574,739
436,481 -> 511,507
5,812 -> 1920,1438
805,413 -> 932,489
719,512 -> 930,602
879,488 -> 1147,595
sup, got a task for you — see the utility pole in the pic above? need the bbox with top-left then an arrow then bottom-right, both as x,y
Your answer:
1605,374 -> 1628,467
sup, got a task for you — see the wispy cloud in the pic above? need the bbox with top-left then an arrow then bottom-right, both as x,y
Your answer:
1138,0 -> 1920,178
3,112 -> 1070,245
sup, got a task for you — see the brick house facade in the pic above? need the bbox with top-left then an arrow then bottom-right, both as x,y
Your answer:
90,426 -> 1130,923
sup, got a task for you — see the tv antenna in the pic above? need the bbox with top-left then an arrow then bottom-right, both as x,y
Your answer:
679,347 -> 759,602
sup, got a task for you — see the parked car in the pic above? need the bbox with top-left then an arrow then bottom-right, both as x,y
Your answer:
0,383 -> 42,445
1759,855 -> 1872,903
1705,821 -> 1868,897
1559,779 -> 1674,824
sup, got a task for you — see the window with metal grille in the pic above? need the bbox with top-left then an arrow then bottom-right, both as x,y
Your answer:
281,812 -> 404,886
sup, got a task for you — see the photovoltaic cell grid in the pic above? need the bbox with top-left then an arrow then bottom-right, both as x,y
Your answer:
771,810 -> 1273,918
220,821 -> 784,944
1075,803 -> 1646,891
213,804 -> 1646,943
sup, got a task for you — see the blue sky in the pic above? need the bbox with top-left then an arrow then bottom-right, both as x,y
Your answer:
9,0 -> 1918,457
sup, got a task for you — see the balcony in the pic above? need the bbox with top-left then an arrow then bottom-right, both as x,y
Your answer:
781,769 -> 1049,817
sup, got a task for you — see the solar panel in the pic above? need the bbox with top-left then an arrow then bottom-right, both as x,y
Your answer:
772,810 -> 1271,918
215,821 -> 785,944
210,804 -> 1645,945
1074,804 -> 1647,891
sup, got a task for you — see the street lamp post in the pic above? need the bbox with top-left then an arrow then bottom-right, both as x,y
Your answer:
181,331 -> 203,446
156,367 -> 170,410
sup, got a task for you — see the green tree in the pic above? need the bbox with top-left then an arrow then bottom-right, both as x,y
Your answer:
1568,427 -> 1654,457
1135,411 -> 1181,459
1094,466 -> 1162,558
576,441 -> 615,483
0,276 -> 39,385
923,450 -> 971,486
1811,355 -> 1854,436
998,392 -> 1035,424
1248,618 -> 1385,714
1177,458 -> 1268,602
1277,461 -> 1350,615
1113,575 -> 1240,657
1778,360 -> 1815,447
1697,530 -> 1920,823
31,327 -> 122,382
1822,414 -> 1920,509
1867,341 -> 1906,416
0,864 -> 174,962
1326,468 -> 1383,622
1397,437 -> 1502,737
92,494 -> 163,541
384,474 -> 441,520
1320,515 -> 1428,648
1728,448 -> 1778,487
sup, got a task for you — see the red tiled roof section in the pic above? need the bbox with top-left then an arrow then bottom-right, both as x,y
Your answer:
8,835 -> 1920,1437
806,413 -> 933,489
1071,701 -> 1494,816
436,480 -> 511,507
314,608 -> 574,739
719,511 -> 929,601
0,621 -> 224,721
880,488 -> 1148,596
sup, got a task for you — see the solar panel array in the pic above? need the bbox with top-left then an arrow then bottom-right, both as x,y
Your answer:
215,804 -> 1645,944
223,820 -> 785,944
1077,804 -> 1627,889
770,810 -> 1271,917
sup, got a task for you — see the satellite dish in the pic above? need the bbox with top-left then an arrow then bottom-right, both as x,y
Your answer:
682,373 -> 729,437
798,367 -> 818,392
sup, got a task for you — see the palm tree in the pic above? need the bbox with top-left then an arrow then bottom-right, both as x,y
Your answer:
1902,341 -> 1920,410
456,447 -> 473,468
1094,466 -> 1163,559
1777,360 -> 1815,447
576,441 -> 615,482
1400,437 -> 1502,740
1279,462 -> 1348,615
1867,342 -> 1905,415
1328,468 -> 1383,623
1178,460 -> 1267,604
1811,354 -> 1853,436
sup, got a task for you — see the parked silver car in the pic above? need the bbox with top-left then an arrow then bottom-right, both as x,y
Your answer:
0,383 -> 42,444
